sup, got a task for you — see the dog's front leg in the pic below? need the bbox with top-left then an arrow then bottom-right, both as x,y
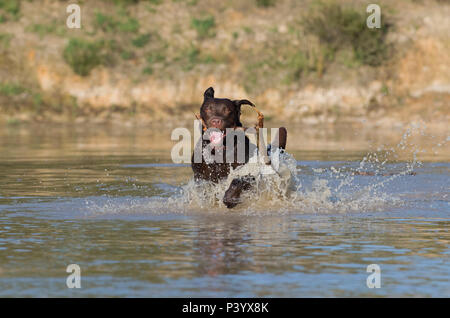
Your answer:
223,176 -> 255,209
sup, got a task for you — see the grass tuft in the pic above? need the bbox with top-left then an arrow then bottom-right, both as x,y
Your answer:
303,1 -> 390,66
0,0 -> 20,17
256,0 -> 275,8
132,33 -> 151,47
26,22 -> 66,38
0,33 -> 13,49
191,16 -> 216,38
63,38 -> 111,76
0,82 -> 26,96
95,12 -> 140,33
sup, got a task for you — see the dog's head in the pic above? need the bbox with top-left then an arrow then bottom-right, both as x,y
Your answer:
200,87 -> 254,132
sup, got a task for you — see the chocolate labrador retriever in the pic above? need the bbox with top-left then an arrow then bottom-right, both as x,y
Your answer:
192,87 -> 287,208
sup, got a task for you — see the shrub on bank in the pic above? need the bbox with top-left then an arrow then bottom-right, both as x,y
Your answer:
256,0 -> 276,8
0,0 -> 20,17
191,16 -> 216,39
63,38 -> 110,76
303,1 -> 390,66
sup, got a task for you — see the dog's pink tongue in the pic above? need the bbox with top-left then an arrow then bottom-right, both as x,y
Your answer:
210,131 -> 223,145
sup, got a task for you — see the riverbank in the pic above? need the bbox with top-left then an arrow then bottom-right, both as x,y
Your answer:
0,0 -> 449,125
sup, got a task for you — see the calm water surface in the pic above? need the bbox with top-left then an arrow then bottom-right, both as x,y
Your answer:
0,123 -> 448,297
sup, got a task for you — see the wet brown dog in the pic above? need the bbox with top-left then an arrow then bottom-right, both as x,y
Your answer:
191,87 -> 287,208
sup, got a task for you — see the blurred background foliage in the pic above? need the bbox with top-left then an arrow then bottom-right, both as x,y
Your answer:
0,0 -> 448,124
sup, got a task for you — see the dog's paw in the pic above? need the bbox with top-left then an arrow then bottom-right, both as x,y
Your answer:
223,199 -> 239,209
223,180 -> 243,209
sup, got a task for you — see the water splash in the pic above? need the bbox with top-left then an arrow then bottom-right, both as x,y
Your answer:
178,124 -> 429,214
85,124 -> 447,217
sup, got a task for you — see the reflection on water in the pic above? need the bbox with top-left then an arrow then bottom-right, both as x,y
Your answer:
0,124 -> 449,297
0,213 -> 449,297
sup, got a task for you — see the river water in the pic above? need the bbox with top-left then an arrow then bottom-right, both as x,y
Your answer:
0,122 -> 448,297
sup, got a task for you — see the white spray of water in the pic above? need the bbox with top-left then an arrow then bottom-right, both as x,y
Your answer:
178,126 -> 426,214
86,124 -> 445,217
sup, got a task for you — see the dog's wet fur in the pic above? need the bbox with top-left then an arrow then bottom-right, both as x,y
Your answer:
192,87 -> 287,208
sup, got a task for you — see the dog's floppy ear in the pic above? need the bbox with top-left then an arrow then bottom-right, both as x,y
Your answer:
203,87 -> 214,101
232,99 -> 255,127
233,99 -> 254,108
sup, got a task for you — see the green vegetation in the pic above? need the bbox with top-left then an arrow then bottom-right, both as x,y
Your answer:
27,24 -> 55,38
95,12 -> 119,32
0,0 -> 20,17
119,17 -> 140,32
32,92 -> 43,109
352,23 -> 390,66
114,0 -> 141,4
0,82 -> 26,96
256,0 -> 276,8
242,1 -> 392,93
26,22 -> 66,38
191,16 -> 216,38
303,1 -> 390,66
146,51 -> 165,64
142,44 -> 217,74
95,12 -> 140,33
0,0 -> 406,121
142,66 -> 153,75
0,33 -> 12,49
6,117 -> 20,125
113,0 -> 163,4
120,50 -> 135,60
284,51 -> 318,82
183,46 -> 216,71
243,26 -> 254,35
187,0 -> 198,5
242,44 -> 336,92
143,50 -> 165,75
63,38 -> 112,76
132,33 -> 151,47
